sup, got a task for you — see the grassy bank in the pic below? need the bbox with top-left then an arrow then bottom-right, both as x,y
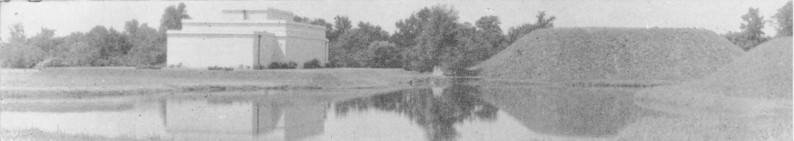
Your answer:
476,28 -> 743,83
0,67 -> 430,97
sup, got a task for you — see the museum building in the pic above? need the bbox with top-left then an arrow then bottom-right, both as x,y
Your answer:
166,8 -> 328,69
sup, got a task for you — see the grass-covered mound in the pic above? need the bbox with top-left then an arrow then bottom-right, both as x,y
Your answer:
635,37 -> 792,115
626,38 -> 792,141
476,28 -> 744,84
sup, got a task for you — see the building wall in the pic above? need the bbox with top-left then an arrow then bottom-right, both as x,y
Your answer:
255,32 -> 282,67
181,22 -> 289,36
167,8 -> 328,69
281,22 -> 328,66
283,37 -> 327,66
167,34 -> 256,69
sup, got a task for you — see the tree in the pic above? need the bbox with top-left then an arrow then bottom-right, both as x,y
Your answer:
407,5 -> 460,72
358,41 -> 402,68
293,16 -> 311,23
0,25 -> 46,68
27,28 -> 58,56
391,7 -> 431,50
357,22 -> 390,41
772,1 -> 792,37
506,11 -> 555,44
159,3 -> 191,31
60,34 -> 100,66
56,33 -> 99,66
8,24 -> 26,44
124,20 -> 141,35
330,22 -> 390,67
0,3 -> 186,68
392,7 -> 432,70
125,21 -> 166,65
741,8 -> 766,41
474,16 -> 507,57
726,8 -> 770,51
83,26 -> 133,66
330,16 -> 352,42
391,5 -> 504,74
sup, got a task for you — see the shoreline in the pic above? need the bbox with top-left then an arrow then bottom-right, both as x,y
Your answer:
1,67 -> 687,98
0,67 -> 432,98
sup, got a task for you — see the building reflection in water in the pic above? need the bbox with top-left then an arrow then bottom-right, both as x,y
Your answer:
162,97 -> 327,141
334,85 -> 500,141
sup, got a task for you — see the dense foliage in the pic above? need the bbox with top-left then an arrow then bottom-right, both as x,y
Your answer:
293,5 -> 555,74
724,1 -> 792,51
1,3 -> 189,68
268,61 -> 298,69
506,11 -> 555,45
302,58 -> 322,69
2,3 -> 560,75
772,1 -> 793,37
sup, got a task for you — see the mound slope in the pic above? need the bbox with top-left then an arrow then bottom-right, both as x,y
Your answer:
627,38 -> 792,140
477,28 -> 744,83
635,37 -> 792,114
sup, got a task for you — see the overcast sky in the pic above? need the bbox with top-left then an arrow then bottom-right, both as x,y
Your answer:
0,0 -> 790,39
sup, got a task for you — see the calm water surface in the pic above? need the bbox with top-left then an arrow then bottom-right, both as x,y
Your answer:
1,85 -> 662,141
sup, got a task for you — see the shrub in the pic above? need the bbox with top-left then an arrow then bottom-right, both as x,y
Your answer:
268,61 -> 298,69
254,64 -> 266,69
286,61 -> 298,69
303,59 -> 322,69
208,66 -> 233,71
324,61 -> 339,68
268,62 -> 282,69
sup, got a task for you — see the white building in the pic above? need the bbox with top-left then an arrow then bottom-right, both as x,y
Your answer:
167,8 -> 328,69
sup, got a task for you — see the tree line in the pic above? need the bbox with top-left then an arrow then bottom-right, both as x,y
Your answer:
724,1 -> 792,51
0,3 -> 189,68
5,2 -> 787,72
296,5 -> 556,74
0,4 -> 557,74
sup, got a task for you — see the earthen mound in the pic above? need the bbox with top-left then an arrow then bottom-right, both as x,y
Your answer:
476,28 -> 744,84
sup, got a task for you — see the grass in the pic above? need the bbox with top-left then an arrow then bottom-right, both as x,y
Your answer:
635,37 -> 793,113
0,67 -> 430,97
627,38 -> 792,141
1,129 -> 163,141
476,27 -> 744,84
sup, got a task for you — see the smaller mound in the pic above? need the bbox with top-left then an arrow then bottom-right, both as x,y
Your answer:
477,28 -> 744,83
635,37 -> 792,115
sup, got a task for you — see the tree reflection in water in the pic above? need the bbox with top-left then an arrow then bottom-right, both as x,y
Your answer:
334,85 -> 499,141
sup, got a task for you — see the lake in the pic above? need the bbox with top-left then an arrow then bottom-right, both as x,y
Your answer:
0,84 -> 788,140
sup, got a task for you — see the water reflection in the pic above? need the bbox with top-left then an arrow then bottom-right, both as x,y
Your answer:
477,86 -> 652,138
1,85 -> 657,140
163,98 -> 327,141
335,85 -> 499,141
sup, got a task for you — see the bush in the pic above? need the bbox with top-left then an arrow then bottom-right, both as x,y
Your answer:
324,61 -> 339,68
303,59 -> 322,69
268,62 -> 282,69
254,64 -> 265,69
208,66 -> 233,71
268,61 -> 298,69
286,61 -> 298,69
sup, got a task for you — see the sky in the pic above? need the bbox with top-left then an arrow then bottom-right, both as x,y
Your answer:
0,0 -> 790,40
